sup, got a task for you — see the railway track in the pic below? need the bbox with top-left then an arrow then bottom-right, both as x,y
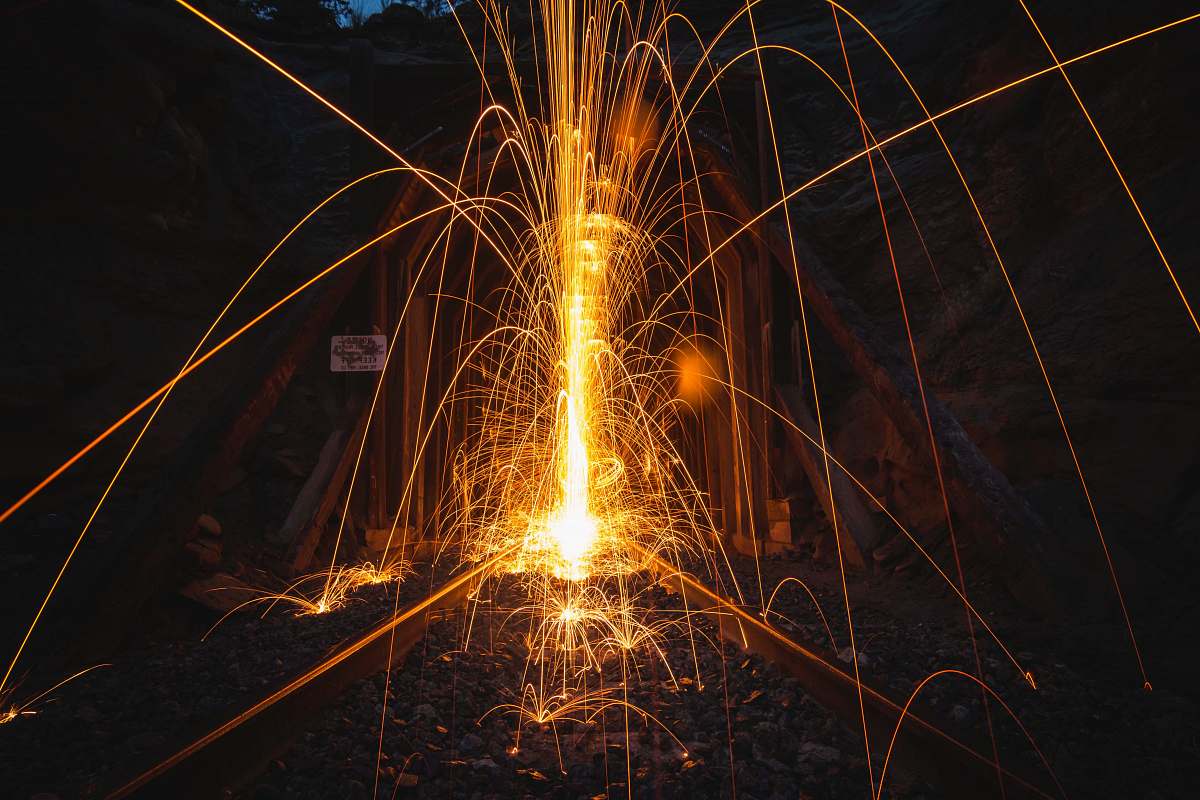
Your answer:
645,557 -> 1053,799
101,550 -> 1054,800
104,551 -> 511,799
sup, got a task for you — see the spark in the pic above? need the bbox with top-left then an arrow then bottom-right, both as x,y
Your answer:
202,559 -> 414,636
0,665 -> 109,727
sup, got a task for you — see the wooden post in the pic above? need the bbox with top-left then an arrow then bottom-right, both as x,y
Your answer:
368,249 -> 389,530
400,277 -> 431,537
721,269 -> 744,547
754,78 -> 776,521
425,318 -> 445,538
719,253 -> 768,555
349,38 -> 389,531
702,390 -> 736,540
682,211 -> 769,553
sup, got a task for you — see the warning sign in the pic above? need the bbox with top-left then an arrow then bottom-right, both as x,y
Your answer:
331,335 -> 387,372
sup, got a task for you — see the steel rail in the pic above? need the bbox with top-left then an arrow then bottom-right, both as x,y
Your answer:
642,552 -> 1056,799
104,550 -> 511,799
105,546 -> 1053,799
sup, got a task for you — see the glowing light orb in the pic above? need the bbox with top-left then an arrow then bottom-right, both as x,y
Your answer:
546,506 -> 599,580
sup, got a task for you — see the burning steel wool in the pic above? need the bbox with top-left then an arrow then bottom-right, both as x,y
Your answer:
446,1 -> 717,743
2,0 -> 1198,797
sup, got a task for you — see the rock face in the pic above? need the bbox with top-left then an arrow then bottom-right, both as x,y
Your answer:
0,0 -> 361,658
0,0 -> 355,488
9,2 -> 265,238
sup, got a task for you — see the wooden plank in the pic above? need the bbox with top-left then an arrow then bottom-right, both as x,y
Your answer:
776,385 -> 879,567
283,400 -> 372,575
273,427 -> 350,548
